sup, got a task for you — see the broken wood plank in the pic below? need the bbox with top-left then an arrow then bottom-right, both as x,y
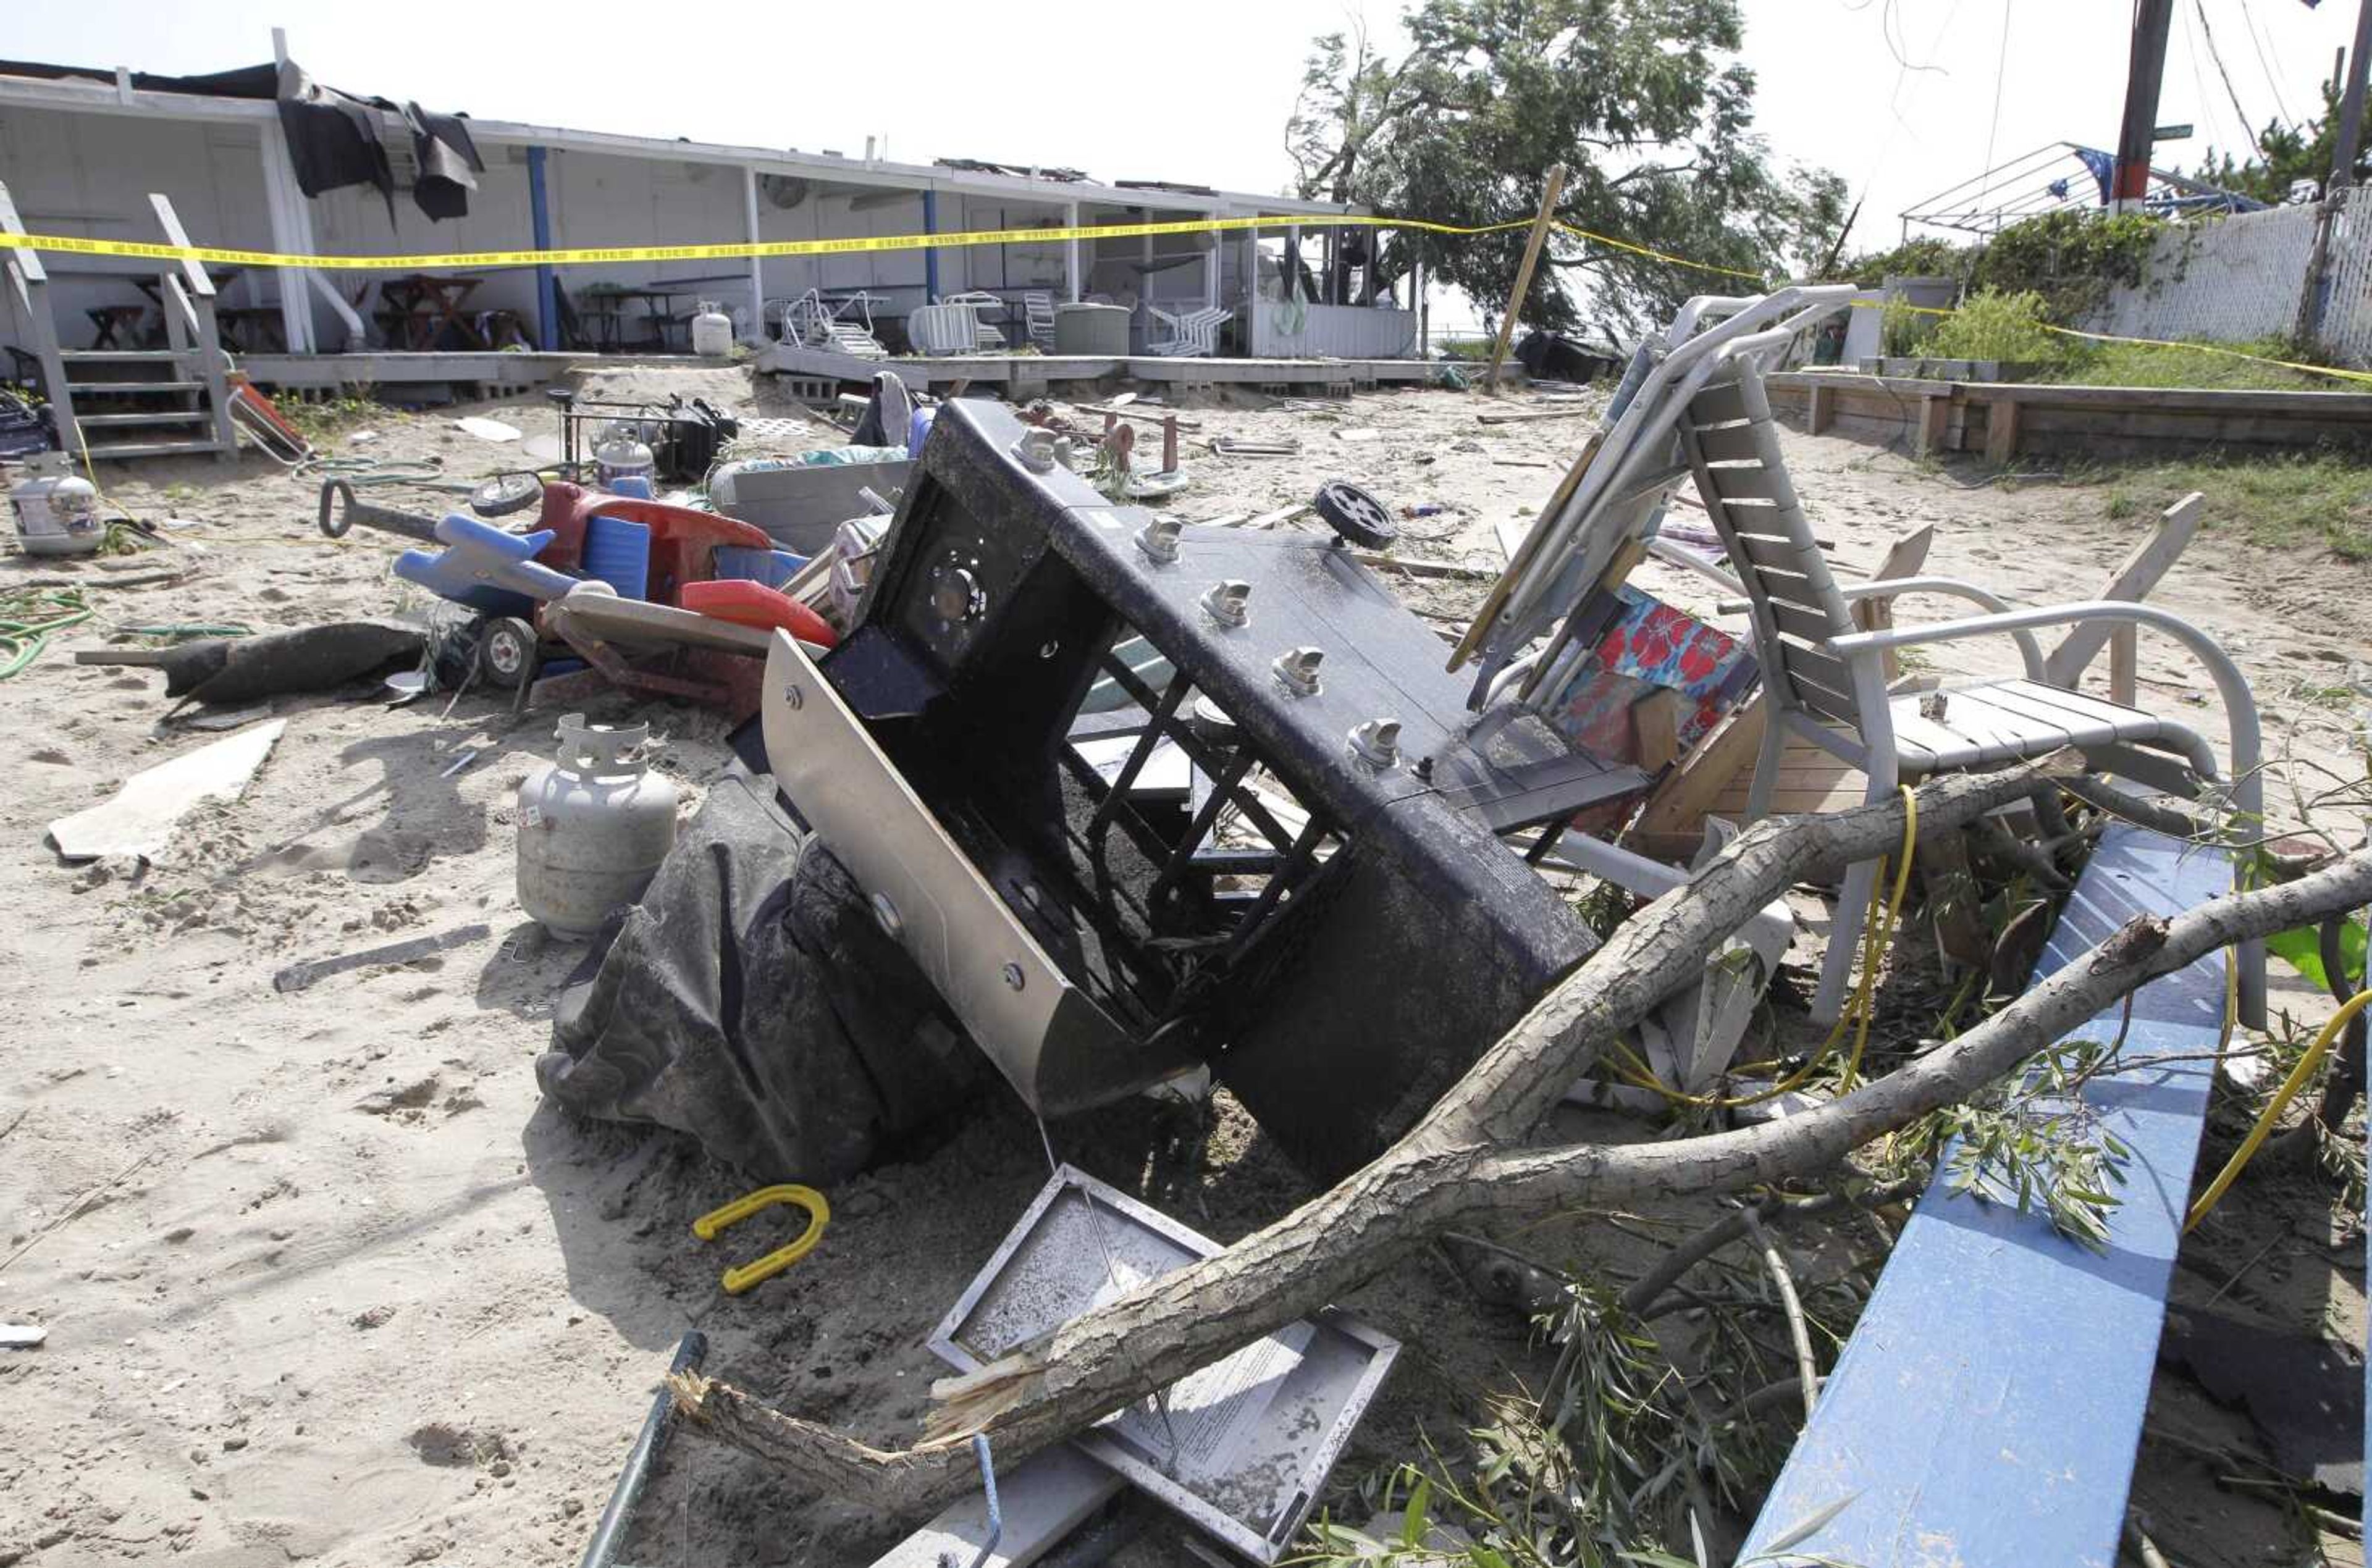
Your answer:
47,720 -> 285,862
1348,551 -> 1497,581
1633,687 -> 1683,771
1475,407 -> 1596,426
2042,493 -> 2203,690
74,648 -> 178,667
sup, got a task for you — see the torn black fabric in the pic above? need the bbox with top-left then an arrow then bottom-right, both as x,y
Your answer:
404,104 -> 484,222
275,61 -> 396,225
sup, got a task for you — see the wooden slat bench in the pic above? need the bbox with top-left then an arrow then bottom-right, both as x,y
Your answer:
1739,823 -> 2231,1566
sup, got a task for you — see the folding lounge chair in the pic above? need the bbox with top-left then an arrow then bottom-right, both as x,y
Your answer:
1022,290 -> 1056,349
1145,304 -> 1229,358
1673,322 -> 2265,1026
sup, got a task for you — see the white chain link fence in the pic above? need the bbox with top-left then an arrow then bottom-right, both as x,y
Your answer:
2080,186 -> 2371,369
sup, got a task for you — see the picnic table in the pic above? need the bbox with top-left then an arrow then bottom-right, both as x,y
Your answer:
377,274 -> 487,350
85,304 -> 148,350
577,277 -> 744,352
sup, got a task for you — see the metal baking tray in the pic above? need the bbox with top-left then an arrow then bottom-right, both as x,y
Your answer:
928,1165 -> 1398,1563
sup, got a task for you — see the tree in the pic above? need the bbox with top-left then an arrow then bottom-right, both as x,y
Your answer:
1284,0 -> 1848,333
668,765 -> 2372,1524
2192,78 -> 2371,206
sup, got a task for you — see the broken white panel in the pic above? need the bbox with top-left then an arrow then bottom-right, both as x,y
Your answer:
49,720 -> 286,862
865,1444 -> 1122,1568
930,1167 -> 1397,1564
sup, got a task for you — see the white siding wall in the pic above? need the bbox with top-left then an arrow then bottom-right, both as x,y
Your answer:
1248,300 -> 1417,359
0,103 -> 275,346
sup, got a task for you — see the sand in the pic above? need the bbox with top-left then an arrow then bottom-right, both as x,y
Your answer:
0,364 -> 2361,1567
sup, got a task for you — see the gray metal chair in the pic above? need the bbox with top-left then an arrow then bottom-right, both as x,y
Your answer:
1678,338 -> 2265,1026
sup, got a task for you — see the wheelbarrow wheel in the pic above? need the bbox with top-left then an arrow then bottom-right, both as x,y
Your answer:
1313,480 -> 1397,550
477,616 -> 540,689
469,471 -> 542,519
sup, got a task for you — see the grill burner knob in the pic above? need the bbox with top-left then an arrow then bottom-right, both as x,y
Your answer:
930,564 -> 984,622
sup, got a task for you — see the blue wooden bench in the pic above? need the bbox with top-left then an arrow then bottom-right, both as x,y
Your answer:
1740,824 -> 2231,1567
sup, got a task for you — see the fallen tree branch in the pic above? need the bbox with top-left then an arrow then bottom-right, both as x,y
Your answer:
1740,1211 -> 1819,1423
671,763 -> 2372,1521
1620,1176 -> 1924,1318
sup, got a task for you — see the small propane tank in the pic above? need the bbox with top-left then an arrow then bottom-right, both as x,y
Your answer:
9,452 -> 103,557
690,300 -> 734,358
515,713 -> 679,937
594,430 -> 655,492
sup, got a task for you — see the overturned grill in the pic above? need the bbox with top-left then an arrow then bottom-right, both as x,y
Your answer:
761,400 -> 1647,1176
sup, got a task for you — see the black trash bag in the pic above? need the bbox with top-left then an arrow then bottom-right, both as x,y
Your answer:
1514,330 -> 1620,385
536,766 -> 983,1183
163,619 -> 426,706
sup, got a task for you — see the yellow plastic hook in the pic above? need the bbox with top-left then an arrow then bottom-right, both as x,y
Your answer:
691,1183 -> 831,1294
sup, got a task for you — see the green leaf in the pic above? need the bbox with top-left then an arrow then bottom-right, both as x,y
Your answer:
1401,1477 -> 1432,1547
1759,1490 -> 1862,1554
2267,918 -> 2366,992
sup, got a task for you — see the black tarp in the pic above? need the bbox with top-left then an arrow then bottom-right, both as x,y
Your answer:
536,764 -> 985,1183
274,61 -> 483,224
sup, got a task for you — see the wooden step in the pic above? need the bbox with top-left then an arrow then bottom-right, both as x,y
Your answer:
74,410 -> 209,428
62,379 -> 204,394
57,350 -> 186,363
79,438 -> 232,461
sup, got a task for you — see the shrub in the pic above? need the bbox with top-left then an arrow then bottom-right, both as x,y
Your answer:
1928,289 -> 2062,364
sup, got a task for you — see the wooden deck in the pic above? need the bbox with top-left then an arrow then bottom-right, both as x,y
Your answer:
229,343 -> 1456,398
1766,370 -> 2372,462
757,340 -> 1458,393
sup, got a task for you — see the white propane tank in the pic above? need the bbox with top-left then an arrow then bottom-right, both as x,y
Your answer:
691,300 -> 734,358
516,713 -> 679,937
594,430 -> 655,491
9,452 -> 102,557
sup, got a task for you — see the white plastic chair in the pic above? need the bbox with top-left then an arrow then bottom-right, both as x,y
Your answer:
936,291 -> 1007,350
1146,304 -> 1229,357
1678,332 -> 2265,1026
1022,290 -> 1056,348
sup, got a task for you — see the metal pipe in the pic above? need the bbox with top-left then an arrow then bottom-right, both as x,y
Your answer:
1830,598 -> 2266,1023
577,1331 -> 708,1568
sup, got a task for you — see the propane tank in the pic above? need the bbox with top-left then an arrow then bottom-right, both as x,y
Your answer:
9,452 -> 102,557
515,713 -> 679,937
690,300 -> 734,358
594,429 -> 654,492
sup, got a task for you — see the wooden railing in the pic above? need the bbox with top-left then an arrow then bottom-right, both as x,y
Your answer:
0,178 -> 78,452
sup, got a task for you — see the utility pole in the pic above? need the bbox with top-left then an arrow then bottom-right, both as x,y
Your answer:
2298,0 -> 2372,349
2110,0 -> 2176,212
2331,0 -> 2372,196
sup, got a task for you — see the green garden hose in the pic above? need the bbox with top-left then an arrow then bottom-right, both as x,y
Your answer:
0,587 -> 93,680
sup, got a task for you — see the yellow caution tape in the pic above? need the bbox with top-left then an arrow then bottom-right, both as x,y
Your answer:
1553,222 -> 1773,284
0,206 -> 1762,283
0,212 -> 1536,274
13,203 -> 2349,384
1846,298 -> 2372,388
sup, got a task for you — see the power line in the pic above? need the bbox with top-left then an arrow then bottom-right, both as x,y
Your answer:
2174,0 -> 2236,166
2236,0 -> 2297,129
2193,0 -> 2266,158
1970,2 -> 2016,226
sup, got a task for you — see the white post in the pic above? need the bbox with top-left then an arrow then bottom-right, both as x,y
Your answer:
1065,201 -> 1082,301
1240,220 -> 1259,346
1287,225 -> 1302,302
1203,216 -> 1219,311
743,165 -> 764,343
264,26 -> 315,354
